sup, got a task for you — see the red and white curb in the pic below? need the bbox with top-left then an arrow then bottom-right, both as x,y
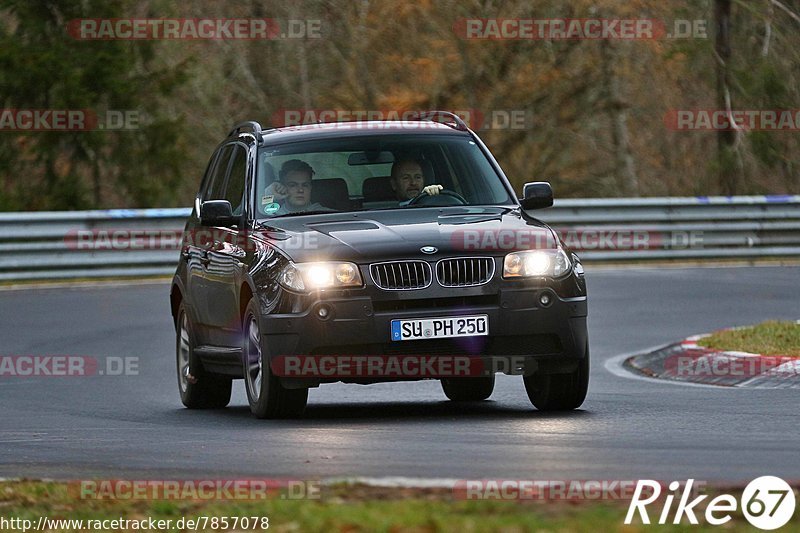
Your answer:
620,331 -> 800,389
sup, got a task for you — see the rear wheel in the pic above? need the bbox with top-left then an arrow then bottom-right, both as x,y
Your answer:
523,343 -> 589,411
243,297 -> 308,419
176,302 -> 232,409
441,376 -> 495,401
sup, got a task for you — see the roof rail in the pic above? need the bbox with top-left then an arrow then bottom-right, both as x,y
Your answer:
409,111 -> 469,132
228,121 -> 263,138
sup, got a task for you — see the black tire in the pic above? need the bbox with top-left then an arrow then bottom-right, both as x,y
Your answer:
175,302 -> 232,409
523,343 -> 589,411
441,376 -> 495,401
242,297 -> 308,419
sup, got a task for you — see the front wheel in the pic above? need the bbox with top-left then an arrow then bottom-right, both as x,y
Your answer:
175,302 -> 232,409
441,376 -> 495,401
523,343 -> 589,411
242,297 -> 308,419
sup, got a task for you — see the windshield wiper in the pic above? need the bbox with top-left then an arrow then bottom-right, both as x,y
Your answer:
255,220 -> 283,231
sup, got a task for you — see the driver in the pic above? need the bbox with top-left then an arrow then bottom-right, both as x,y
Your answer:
390,157 -> 444,205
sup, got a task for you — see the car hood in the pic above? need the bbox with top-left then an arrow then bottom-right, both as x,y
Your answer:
255,206 -> 558,263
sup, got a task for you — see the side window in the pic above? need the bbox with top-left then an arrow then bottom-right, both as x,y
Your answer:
205,145 -> 234,201
198,151 -> 219,198
223,145 -> 247,216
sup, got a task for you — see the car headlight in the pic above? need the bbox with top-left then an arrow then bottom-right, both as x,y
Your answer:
279,262 -> 363,292
502,249 -> 571,279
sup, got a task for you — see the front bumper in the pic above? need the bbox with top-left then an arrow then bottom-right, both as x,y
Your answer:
260,276 -> 588,385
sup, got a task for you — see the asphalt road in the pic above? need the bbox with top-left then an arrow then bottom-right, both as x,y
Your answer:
1,266 -> 798,483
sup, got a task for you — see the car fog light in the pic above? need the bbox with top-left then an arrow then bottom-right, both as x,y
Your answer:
539,292 -> 553,307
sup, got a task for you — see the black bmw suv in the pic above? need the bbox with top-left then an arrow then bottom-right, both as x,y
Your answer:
170,112 -> 588,418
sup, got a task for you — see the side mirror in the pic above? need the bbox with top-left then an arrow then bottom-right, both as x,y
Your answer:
520,182 -> 554,210
200,200 -> 237,227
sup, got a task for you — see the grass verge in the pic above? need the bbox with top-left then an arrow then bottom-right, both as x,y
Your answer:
0,480 -> 779,532
698,320 -> 800,357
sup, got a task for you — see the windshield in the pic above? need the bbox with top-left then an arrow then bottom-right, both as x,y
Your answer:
255,134 -> 514,218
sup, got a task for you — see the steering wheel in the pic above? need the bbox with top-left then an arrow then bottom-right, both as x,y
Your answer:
407,189 -> 468,207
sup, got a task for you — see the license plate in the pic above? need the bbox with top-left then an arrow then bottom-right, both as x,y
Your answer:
391,315 -> 489,341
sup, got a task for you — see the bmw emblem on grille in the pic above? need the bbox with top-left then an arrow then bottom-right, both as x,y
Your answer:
420,246 -> 438,254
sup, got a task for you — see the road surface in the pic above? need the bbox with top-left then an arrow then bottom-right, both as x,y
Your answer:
1,266 -> 798,484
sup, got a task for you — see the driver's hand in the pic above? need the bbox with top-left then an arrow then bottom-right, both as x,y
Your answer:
422,185 -> 443,196
265,182 -> 288,201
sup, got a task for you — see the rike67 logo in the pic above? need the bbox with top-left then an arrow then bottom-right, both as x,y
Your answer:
626,477 -> 796,530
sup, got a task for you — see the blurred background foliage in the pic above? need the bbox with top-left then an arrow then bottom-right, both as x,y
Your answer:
0,0 -> 798,210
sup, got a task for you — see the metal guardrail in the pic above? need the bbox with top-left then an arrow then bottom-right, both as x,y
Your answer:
537,195 -> 800,261
0,208 -> 189,281
0,196 -> 798,281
